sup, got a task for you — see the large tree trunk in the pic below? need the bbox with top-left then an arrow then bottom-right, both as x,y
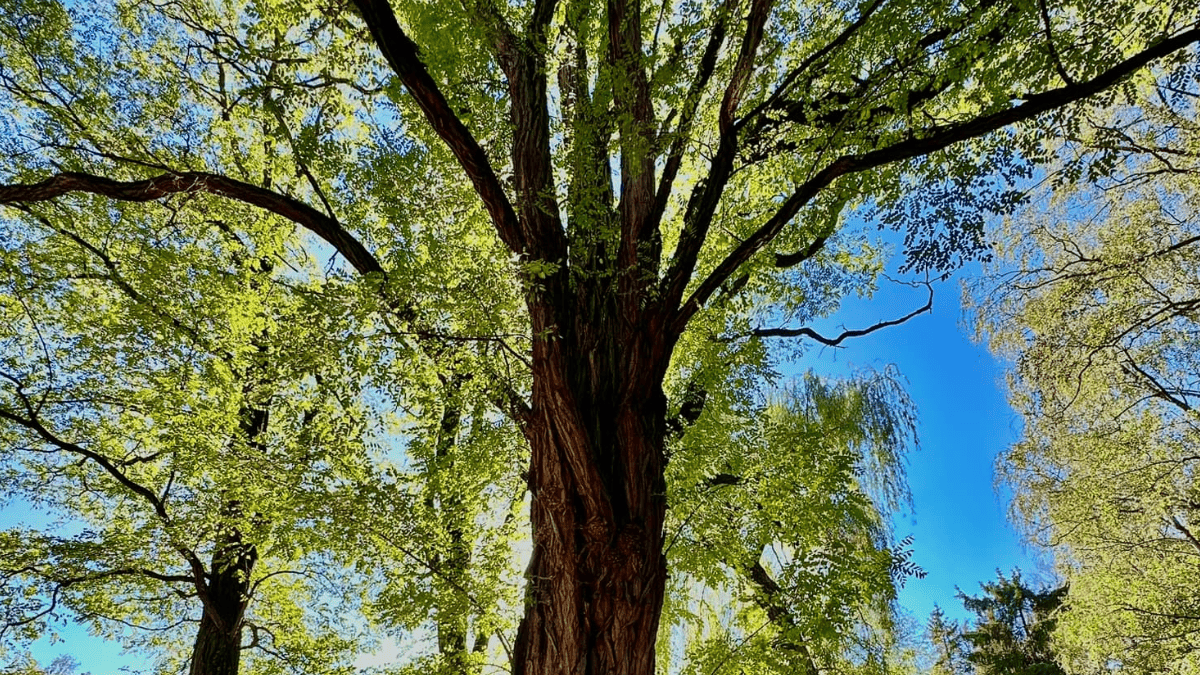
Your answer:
512,322 -> 671,675
189,605 -> 243,675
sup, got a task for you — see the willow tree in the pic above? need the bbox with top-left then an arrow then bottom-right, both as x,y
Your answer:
658,368 -> 921,675
1,0 -> 1197,672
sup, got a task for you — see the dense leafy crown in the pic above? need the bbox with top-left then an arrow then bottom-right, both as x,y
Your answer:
0,0 -> 1197,671
975,71 -> 1200,675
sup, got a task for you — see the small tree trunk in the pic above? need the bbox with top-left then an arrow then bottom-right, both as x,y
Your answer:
190,530 -> 255,675
189,608 -> 243,675
432,379 -> 480,675
512,330 -> 670,675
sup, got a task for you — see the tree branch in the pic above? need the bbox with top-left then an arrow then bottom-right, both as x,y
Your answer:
751,282 -> 933,346
0,374 -> 210,595
0,389 -> 173,526
673,26 -> 1200,333
2,172 -> 530,424
775,233 -> 830,268
648,0 -> 731,234
660,0 -> 773,310
349,0 -> 524,253
736,0 -> 886,129
1169,516 -> 1200,556
1037,0 -> 1076,86
743,556 -> 820,675
0,171 -> 386,278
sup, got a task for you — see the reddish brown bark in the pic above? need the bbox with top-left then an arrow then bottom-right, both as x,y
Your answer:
512,308 -> 673,675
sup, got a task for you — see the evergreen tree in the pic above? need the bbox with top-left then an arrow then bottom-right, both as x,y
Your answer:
927,605 -> 971,675
959,572 -> 1066,675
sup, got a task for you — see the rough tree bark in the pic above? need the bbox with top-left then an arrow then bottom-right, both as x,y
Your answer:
513,319 -> 674,675
189,530 -> 256,675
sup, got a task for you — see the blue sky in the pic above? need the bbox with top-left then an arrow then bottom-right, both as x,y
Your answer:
793,252 -> 1044,627
10,244 -> 1041,671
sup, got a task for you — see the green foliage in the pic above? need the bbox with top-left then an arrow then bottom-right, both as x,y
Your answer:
0,0 -> 1195,671
972,69 -> 1200,675
2,654 -> 87,675
958,572 -> 1065,675
927,605 -> 971,675
920,572 -> 1066,675
660,367 -> 920,675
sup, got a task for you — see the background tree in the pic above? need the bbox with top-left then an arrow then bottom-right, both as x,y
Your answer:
927,606 -> 971,675
972,70 -> 1200,675
958,572 -> 1065,675
660,368 -> 921,675
918,572 -> 1065,675
1,0 -> 1198,673
0,194 -> 385,673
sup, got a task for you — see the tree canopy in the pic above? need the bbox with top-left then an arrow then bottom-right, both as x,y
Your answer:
974,67 -> 1200,675
1,0 -> 1198,672
922,571 -> 1066,675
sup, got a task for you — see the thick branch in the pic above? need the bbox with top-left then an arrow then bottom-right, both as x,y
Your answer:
350,0 -> 524,253
673,26 -> 1200,332
610,0 -> 661,298
0,171 -> 385,278
719,0 -> 772,134
2,172 -> 530,421
504,0 -> 567,265
660,0 -> 773,310
744,557 -> 820,675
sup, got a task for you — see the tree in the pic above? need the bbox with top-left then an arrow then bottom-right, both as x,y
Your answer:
927,606 -> 971,675
958,572 -> 1066,675
659,368 -> 921,675
0,175 -> 530,674
0,198 -> 387,673
972,71 -> 1200,674
919,572 -> 1066,675
1,0 -> 1197,673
